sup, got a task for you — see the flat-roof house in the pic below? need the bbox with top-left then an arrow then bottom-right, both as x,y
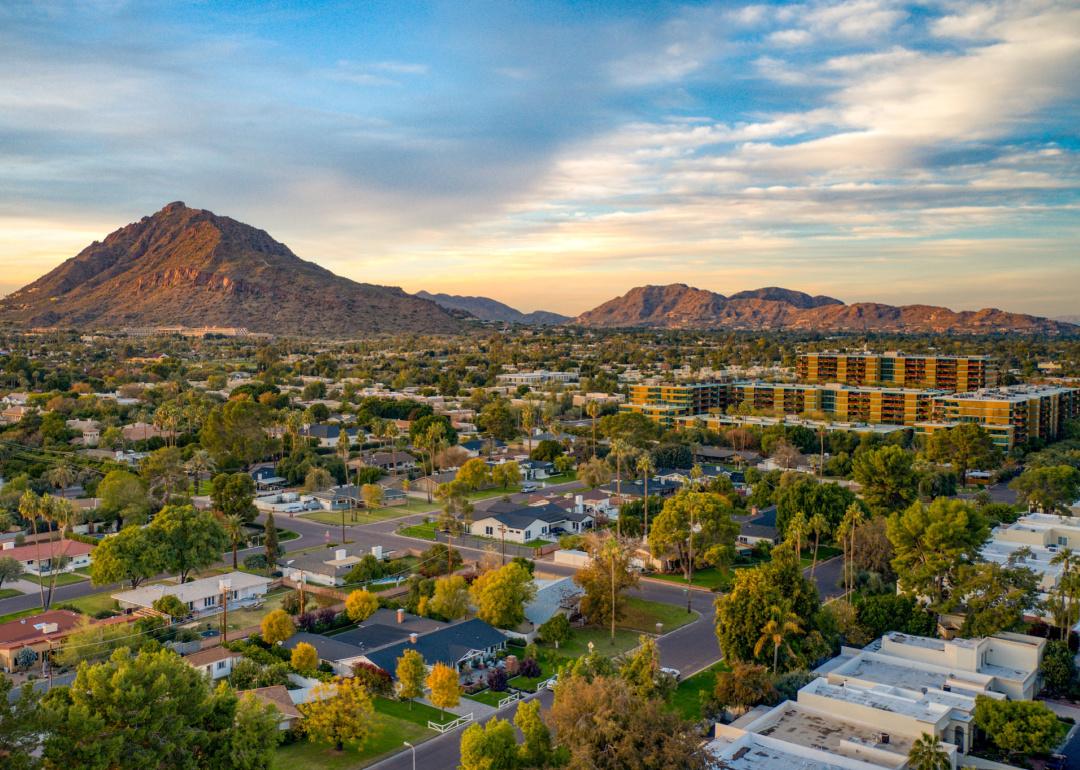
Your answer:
112,571 -> 271,618
280,545 -> 392,587
0,537 -> 94,576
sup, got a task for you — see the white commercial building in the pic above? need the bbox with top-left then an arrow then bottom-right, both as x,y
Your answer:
708,631 -> 1045,769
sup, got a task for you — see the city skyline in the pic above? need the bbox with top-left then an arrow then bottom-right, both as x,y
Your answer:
2,0 -> 1078,316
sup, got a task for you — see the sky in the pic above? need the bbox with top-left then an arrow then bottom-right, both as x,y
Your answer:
1,0 -> 1078,317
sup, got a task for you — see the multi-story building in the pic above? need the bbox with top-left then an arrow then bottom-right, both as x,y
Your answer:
622,382 -> 727,426
708,630 -> 1046,769
798,352 -> 997,391
916,384 -> 1079,450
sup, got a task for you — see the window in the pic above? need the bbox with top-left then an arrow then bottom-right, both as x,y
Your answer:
1059,536 -> 1068,546
216,660 -> 227,670
524,530 -> 531,540
485,526 -> 493,536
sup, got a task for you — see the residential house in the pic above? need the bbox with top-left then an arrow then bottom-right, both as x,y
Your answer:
250,465 -> 287,490
237,685 -> 304,731
460,439 -> 506,457
283,631 -> 371,676
518,459 -> 555,481
0,610 -> 135,672
112,571 -> 271,618
352,451 -> 417,474
66,418 -> 101,447
121,422 -> 175,442
361,618 -> 508,677
309,484 -> 362,511
280,545 -> 394,587
733,506 -> 781,552
469,501 -> 593,545
184,646 -> 242,680
0,537 -> 94,576
301,423 -> 359,449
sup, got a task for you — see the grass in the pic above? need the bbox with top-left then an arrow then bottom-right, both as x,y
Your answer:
508,673 -> 550,693
21,571 -> 89,587
398,521 -> 438,541
0,607 -> 39,624
215,587 -> 290,632
301,504 -> 426,527
463,689 -> 512,708
272,711 -> 432,770
669,660 -> 731,721
619,596 -> 696,633
373,696 -> 446,726
523,539 -> 554,548
540,472 -> 577,485
546,627 -> 642,661
469,486 -> 520,501
62,589 -> 120,617
0,588 -> 23,599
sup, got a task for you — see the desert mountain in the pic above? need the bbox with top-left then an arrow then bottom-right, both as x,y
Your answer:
0,203 -> 463,336
415,291 -> 570,325
574,284 -> 1076,334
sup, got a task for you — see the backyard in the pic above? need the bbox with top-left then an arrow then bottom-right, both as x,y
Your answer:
669,660 -> 730,720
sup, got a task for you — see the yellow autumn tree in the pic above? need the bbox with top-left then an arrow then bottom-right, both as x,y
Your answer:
290,641 -> 318,674
345,589 -> 379,622
427,662 -> 461,720
300,677 -> 375,752
261,609 -> 295,644
396,648 -> 426,709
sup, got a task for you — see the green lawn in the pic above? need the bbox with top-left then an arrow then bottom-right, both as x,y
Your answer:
463,689 -> 512,708
469,486 -> 520,501
647,567 -> 732,591
545,627 -> 642,661
301,504 -> 426,527
373,696 -> 446,726
619,596 -> 697,633
272,710 -> 432,770
540,472 -> 577,485
63,589 -> 120,617
508,673 -> 550,693
669,660 -> 730,721
21,571 -> 89,587
0,588 -> 23,599
523,539 -> 553,548
398,521 -> 438,541
0,607 -> 39,624
215,587 -> 290,632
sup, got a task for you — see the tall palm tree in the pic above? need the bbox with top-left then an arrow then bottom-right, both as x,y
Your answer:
808,512 -> 829,578
184,450 -> 214,497
786,510 -> 809,558
19,491 -> 47,609
907,733 -> 951,770
1051,548 -> 1076,639
586,401 -> 600,458
39,496 -> 75,610
44,463 -> 78,495
754,604 -> 803,673
223,514 -> 245,570
837,503 -> 866,597
636,454 -> 654,540
610,439 -> 630,536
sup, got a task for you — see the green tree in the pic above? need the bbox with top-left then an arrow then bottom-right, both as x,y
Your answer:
230,693 -> 283,770
470,561 -> 536,629
148,505 -> 229,583
907,733 -> 951,770
925,423 -> 999,487
0,676 -> 40,770
221,514 -> 246,570
852,445 -> 919,515
887,498 -> 989,609
648,490 -> 738,580
973,696 -> 1064,759
1010,465 -> 1080,513
713,662 -> 776,715
459,717 -> 519,770
200,398 -> 274,466
515,699 -> 553,768
96,470 -> 150,527
574,532 -> 639,641
576,457 -> 611,489
152,594 -> 189,620
949,561 -> 1040,638
0,555 -> 23,588
209,472 -> 258,524
1040,640 -> 1077,696
754,604 -> 803,673
492,461 -> 521,490
140,447 -> 187,506
620,635 -> 674,701
264,510 -> 279,571
478,400 -> 517,448
429,575 -> 470,620
537,613 -> 572,648
395,648 -> 426,709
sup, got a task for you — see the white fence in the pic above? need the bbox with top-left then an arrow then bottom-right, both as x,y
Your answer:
427,713 -> 474,733
498,692 -> 521,709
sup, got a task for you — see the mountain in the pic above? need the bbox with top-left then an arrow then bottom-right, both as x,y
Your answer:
415,291 -> 570,325
0,202 -> 463,336
1057,315 -> 1080,325
574,283 -> 1077,334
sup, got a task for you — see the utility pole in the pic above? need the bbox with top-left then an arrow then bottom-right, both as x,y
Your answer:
686,507 -> 695,614
219,578 -> 231,643
500,526 -> 507,565
299,570 -> 306,615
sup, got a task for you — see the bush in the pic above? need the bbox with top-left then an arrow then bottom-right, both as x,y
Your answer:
297,612 -> 317,632
487,668 -> 508,692
314,607 -> 339,631
352,661 -> 394,697
519,657 -> 541,678
281,590 -> 310,616
243,554 -> 268,571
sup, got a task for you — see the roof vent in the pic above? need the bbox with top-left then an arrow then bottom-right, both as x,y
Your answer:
408,633 -> 418,644
880,733 -> 890,745
335,548 -> 347,560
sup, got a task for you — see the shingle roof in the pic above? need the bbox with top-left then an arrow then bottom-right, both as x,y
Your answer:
364,618 -> 506,674
283,631 -> 366,662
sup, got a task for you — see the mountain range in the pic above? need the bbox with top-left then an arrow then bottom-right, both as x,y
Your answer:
0,202 -> 462,336
414,291 -> 570,325
572,283 -> 1075,334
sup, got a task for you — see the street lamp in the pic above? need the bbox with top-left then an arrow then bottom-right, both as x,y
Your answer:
403,740 -> 416,770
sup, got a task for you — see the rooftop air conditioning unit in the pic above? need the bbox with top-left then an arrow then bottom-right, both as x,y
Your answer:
880,734 -> 890,745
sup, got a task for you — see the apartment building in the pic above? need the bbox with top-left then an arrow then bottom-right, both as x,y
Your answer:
708,630 -> 1045,769
916,384 -> 1080,450
797,352 -> 997,391
622,382 -> 727,425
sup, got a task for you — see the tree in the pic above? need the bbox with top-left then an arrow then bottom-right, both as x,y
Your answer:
887,498 -> 989,609
548,673 -> 710,770
264,510 -> 279,571
96,470 -> 150,527
1010,465 -> 1080,513
492,461 -> 521,490
907,733 -> 951,770
620,635 -> 673,701
152,594 -> 189,620
395,648 -> 426,709
428,575 -> 470,620
973,695 -> 1064,759
291,642 -> 319,674
427,662 -> 461,720
231,693 -> 284,770
648,490 -> 738,580
90,526 -> 160,589
577,457 -> 611,489
456,458 -> 493,491
40,646 -> 278,769
852,445 -> 919,515
209,472 -> 258,524
471,561 -> 536,629
200,398 -> 274,466
1040,640 -> 1077,696
514,699 -> 553,769
222,514 -> 246,570
713,662 -> 776,715
459,717 -> 519,770
573,532 -> 639,642
807,512 -> 828,578
261,609 -> 296,644
360,483 -> 383,510
0,555 -> 23,588
302,467 -> 333,493
345,589 -> 379,623
478,400 -> 517,447
926,423 -> 999,487
0,676 -> 40,770
837,502 -> 866,597
949,561 -> 1040,638
754,604 -> 803,673
300,677 -> 376,752
537,613 -> 572,648
148,505 -> 229,583
140,447 -> 188,505
636,454 -> 655,540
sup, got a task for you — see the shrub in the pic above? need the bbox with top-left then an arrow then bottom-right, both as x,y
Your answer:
243,554 -> 268,571
297,612 -> 318,632
487,668 -> 508,692
152,594 -> 189,620
519,657 -> 541,678
352,661 -> 394,697
314,607 -> 339,631
281,590 -> 310,615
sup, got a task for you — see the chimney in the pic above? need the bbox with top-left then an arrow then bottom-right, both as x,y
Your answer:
408,632 -> 418,644
574,494 -> 583,514
335,548 -> 347,560
396,608 -> 405,624
1,541 -> 13,550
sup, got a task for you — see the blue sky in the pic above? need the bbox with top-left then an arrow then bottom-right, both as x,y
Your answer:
1,0 -> 1078,316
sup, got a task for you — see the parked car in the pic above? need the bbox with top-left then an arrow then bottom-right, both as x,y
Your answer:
521,483 -> 538,493
1045,754 -> 1067,770
660,667 -> 681,681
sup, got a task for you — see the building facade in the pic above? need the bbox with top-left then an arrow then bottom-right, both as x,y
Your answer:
917,384 -> 1079,450
797,352 -> 997,391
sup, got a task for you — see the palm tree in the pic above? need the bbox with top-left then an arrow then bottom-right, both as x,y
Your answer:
223,514 -> 245,570
786,510 -> 809,559
39,496 -> 75,610
184,450 -> 214,497
586,401 -> 600,458
907,733 -> 951,770
808,512 -> 828,578
610,439 -> 629,536
754,604 -> 803,673
837,503 -> 866,597
44,463 -> 78,495
521,402 -> 536,455
636,454 -> 655,541
19,491 -> 47,609
690,463 -> 704,490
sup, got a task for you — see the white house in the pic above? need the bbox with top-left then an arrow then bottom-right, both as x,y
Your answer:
113,571 -> 271,618
0,538 -> 94,576
469,501 -> 593,545
184,647 -> 242,680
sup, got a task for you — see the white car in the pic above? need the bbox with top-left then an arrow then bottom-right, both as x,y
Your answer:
660,667 -> 681,681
